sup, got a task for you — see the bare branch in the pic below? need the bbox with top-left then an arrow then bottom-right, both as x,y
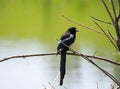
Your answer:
101,0 -> 114,24
117,0 -> 120,20
101,0 -> 120,50
0,39 -> 120,66
1,52 -> 120,66
0,53 -> 57,62
62,15 -> 116,38
96,83 -> 99,89
111,0 -> 117,18
93,21 -> 118,50
88,57 -> 120,87
79,53 -> 120,66
108,30 -> 116,42
61,15 -> 106,35
90,16 -> 112,25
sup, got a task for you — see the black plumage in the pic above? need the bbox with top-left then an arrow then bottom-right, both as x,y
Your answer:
57,27 -> 78,86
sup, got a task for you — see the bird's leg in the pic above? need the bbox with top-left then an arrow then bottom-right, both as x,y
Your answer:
56,50 -> 61,56
72,51 -> 76,54
68,47 -> 75,54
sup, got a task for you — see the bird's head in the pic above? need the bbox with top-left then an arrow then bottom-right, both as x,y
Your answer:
67,27 -> 78,34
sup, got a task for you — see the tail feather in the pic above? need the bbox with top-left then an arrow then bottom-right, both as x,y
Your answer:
60,51 -> 66,86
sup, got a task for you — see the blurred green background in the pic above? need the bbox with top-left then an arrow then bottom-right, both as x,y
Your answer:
0,0 -> 119,55
0,0 -> 113,40
0,0 -> 120,89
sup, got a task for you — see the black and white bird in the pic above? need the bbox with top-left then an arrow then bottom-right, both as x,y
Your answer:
57,27 -> 78,86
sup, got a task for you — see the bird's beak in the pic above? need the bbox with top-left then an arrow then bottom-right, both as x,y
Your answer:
76,29 -> 79,32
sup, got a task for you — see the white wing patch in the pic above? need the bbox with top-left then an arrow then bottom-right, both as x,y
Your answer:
62,34 -> 74,42
58,34 -> 74,52
58,40 -> 62,43
58,34 -> 74,44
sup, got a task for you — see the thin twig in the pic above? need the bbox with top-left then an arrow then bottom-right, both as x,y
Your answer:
111,0 -> 117,18
101,0 -> 114,24
48,82 -> 55,89
93,21 -> 118,50
108,30 -> 116,42
96,83 -> 99,89
61,15 -> 106,35
62,15 -> 116,38
88,57 -> 120,87
90,16 -> 112,25
117,0 -> 120,20
0,53 -> 56,62
76,53 -> 120,66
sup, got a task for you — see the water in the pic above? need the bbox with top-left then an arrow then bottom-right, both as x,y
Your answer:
0,39 -> 118,89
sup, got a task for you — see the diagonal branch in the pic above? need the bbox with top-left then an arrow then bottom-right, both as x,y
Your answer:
101,0 -> 114,24
62,15 -> 116,38
111,0 -> 117,18
62,15 -> 106,35
57,39 -> 120,87
93,21 -> 118,50
117,0 -> 120,20
108,30 -> 116,42
90,16 -> 112,25
88,57 -> 120,87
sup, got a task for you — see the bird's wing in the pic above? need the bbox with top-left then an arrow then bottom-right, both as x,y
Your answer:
60,32 -> 71,40
57,32 -> 74,51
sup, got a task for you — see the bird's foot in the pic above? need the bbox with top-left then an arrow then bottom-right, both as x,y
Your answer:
72,51 -> 76,54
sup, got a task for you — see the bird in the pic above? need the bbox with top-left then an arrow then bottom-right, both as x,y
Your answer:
57,27 -> 78,86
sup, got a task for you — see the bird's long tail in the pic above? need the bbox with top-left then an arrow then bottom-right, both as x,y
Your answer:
60,51 -> 66,86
